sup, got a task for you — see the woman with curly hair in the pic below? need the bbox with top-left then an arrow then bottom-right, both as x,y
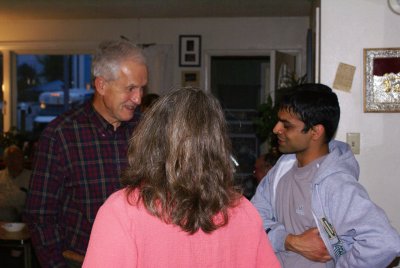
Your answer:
83,88 -> 280,268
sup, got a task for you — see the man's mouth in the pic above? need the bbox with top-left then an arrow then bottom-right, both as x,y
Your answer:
124,104 -> 136,111
277,137 -> 285,144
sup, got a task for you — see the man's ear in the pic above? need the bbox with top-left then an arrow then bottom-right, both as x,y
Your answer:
311,124 -> 325,141
94,77 -> 106,95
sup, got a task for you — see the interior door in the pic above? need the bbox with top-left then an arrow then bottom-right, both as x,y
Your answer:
210,56 -> 270,187
275,51 -> 297,90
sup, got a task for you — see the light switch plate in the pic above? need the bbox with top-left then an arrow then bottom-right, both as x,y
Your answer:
346,133 -> 360,154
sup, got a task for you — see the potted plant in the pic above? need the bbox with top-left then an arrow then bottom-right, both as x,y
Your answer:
253,95 -> 278,153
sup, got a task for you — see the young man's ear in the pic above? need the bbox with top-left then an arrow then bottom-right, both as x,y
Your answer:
94,77 -> 106,95
311,124 -> 325,141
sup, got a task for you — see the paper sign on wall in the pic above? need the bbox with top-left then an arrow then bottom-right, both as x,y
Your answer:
333,62 -> 356,92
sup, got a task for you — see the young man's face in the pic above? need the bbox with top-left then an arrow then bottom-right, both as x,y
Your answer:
273,109 -> 313,155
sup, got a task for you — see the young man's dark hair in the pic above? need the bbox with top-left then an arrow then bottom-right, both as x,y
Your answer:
279,83 -> 340,143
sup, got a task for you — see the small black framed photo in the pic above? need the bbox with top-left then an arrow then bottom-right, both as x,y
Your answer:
179,35 -> 201,67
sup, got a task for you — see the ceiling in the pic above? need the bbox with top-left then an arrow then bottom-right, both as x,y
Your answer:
0,0 -> 312,20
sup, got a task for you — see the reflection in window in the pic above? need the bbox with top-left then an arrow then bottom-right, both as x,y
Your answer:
17,54 -> 92,138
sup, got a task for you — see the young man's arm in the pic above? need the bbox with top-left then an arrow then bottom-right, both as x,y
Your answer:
251,167 -> 289,252
252,154 -> 332,262
285,228 -> 331,262
252,181 -> 331,262
326,175 -> 400,267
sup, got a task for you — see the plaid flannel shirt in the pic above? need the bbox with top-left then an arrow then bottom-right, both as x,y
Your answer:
24,101 -> 140,268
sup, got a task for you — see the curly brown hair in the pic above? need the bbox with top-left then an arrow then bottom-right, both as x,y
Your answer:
121,87 -> 240,234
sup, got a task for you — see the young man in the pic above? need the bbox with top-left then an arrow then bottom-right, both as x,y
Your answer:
25,40 -> 148,268
251,83 -> 400,268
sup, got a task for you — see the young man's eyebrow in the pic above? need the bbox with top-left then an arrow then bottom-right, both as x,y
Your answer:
277,117 -> 290,123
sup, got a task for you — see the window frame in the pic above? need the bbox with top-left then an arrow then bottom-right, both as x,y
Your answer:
0,41 -> 96,132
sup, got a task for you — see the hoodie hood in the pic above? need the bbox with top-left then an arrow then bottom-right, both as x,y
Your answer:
314,140 -> 360,185
264,140 -> 360,201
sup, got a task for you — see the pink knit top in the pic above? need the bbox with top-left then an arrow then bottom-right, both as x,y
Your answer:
83,189 -> 280,268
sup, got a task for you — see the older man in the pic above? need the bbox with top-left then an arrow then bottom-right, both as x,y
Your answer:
25,40 -> 148,268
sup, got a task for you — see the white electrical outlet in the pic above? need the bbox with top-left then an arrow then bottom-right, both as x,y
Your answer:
346,133 -> 360,154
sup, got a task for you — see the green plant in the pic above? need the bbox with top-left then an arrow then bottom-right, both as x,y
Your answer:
253,95 -> 278,148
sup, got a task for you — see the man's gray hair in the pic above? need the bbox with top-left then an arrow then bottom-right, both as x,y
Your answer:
92,40 -> 147,81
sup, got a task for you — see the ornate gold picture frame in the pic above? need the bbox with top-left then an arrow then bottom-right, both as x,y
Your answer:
364,48 -> 400,112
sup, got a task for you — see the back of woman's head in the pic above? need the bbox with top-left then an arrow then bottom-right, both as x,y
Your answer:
122,87 -> 239,234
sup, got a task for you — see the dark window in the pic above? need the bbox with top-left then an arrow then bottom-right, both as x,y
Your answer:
16,54 -> 92,138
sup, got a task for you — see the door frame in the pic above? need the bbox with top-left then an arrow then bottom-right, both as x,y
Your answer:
204,49 -> 303,103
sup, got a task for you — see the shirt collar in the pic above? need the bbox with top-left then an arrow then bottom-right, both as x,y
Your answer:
83,101 -> 141,133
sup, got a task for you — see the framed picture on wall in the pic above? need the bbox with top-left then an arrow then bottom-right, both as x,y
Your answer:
179,35 -> 201,67
364,47 -> 400,112
181,71 -> 200,87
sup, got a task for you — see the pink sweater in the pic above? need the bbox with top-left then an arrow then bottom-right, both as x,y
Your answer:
83,189 -> 280,268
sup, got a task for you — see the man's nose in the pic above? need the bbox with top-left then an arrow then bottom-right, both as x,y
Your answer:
130,89 -> 143,104
272,122 -> 281,134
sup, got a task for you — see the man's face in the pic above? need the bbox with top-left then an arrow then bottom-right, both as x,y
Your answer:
273,109 -> 313,155
253,157 -> 269,183
6,148 -> 24,177
100,60 -> 148,126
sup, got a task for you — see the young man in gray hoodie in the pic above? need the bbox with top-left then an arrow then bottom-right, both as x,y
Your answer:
251,83 -> 400,268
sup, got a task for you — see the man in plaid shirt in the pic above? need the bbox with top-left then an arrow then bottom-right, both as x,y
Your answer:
24,40 -> 148,268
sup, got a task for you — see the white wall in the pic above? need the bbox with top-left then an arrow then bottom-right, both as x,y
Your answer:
1,2 -> 397,236
320,0 -> 400,232
0,17 -> 309,90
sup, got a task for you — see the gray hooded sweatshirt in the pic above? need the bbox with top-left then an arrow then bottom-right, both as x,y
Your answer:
251,140 -> 400,267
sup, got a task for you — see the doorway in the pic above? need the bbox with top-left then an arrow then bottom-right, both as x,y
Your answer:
210,55 -> 270,180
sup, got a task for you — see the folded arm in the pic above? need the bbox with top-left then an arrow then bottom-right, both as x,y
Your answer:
285,227 -> 331,262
